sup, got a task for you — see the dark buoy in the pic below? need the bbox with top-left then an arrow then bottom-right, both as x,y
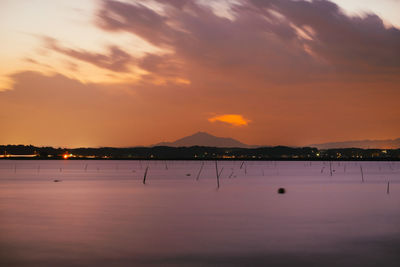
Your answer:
278,188 -> 286,194
186,173 -> 191,176
53,179 -> 61,182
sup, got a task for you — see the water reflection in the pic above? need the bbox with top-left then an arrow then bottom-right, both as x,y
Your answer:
0,160 -> 399,266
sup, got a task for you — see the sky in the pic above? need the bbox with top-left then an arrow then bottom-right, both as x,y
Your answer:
0,0 -> 399,147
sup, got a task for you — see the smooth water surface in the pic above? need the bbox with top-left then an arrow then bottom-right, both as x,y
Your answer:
1,160 -> 399,266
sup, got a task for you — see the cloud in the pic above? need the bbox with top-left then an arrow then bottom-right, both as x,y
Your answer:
94,0 -> 400,83
208,114 -> 251,126
28,0 -> 400,87
250,0 -> 400,73
42,36 -> 134,72
96,0 -> 176,46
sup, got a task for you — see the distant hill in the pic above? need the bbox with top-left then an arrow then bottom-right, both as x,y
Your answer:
310,138 -> 400,149
153,132 -> 252,148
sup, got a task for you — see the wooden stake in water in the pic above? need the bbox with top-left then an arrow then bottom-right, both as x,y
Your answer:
240,161 -> 245,169
218,167 -> 224,178
196,162 -> 204,181
244,163 -> 247,175
329,162 -> 333,176
165,161 -> 168,170
387,181 -> 390,194
360,165 -> 364,183
215,161 -> 220,189
84,164 -> 88,172
143,166 -> 149,184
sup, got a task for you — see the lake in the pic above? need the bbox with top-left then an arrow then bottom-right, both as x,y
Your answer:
1,160 -> 399,266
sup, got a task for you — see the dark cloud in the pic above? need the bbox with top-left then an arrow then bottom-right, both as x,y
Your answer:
251,0 -> 400,73
96,1 -> 176,46
137,53 -> 186,84
42,36 -> 133,72
94,0 -> 400,82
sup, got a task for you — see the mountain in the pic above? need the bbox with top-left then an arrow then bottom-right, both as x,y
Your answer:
310,138 -> 400,149
153,132 -> 251,148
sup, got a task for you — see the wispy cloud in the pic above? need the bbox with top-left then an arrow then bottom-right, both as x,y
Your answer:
42,36 -> 134,73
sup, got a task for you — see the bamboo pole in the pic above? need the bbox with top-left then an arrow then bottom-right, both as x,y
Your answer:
218,167 -> 224,178
215,161 -> 220,189
143,166 -> 149,184
360,165 -> 364,183
196,162 -> 204,181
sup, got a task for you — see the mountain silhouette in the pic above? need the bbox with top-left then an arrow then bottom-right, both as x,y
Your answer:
153,132 -> 251,148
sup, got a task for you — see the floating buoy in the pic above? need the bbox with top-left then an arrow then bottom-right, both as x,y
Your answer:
53,179 -> 62,182
278,188 -> 286,194
186,173 -> 191,176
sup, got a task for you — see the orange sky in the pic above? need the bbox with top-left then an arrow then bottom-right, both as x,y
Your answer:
1,0 -> 399,147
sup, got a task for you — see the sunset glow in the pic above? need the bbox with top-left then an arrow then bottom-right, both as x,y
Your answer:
0,0 -> 399,147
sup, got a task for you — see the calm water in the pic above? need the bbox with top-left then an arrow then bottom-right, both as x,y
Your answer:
1,160 -> 399,266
